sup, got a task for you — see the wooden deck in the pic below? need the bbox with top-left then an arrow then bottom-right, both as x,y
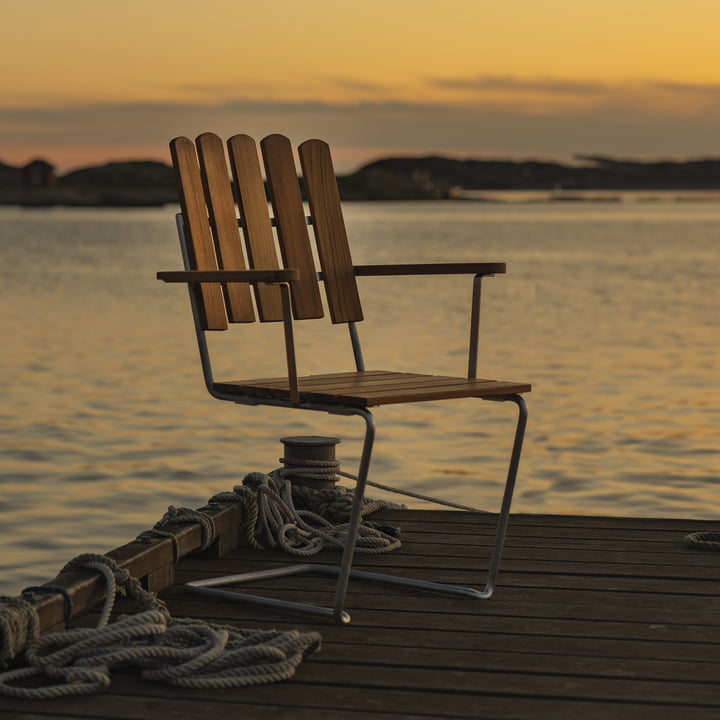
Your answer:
3,509 -> 720,719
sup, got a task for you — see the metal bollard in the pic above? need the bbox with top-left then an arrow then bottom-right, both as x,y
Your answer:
280,435 -> 341,489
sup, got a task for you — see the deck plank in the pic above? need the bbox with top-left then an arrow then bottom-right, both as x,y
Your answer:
3,511 -> 719,719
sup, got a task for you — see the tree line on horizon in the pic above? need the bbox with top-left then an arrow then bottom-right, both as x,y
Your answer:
2,153 -> 720,206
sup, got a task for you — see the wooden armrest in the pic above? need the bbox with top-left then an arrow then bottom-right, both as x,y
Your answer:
352,263 -> 506,277
157,269 -> 299,283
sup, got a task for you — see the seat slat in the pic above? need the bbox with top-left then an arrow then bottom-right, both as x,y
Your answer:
261,134 -> 324,320
214,370 -> 531,407
196,133 -> 256,323
299,139 -> 364,324
226,134 -> 284,322
169,137 -> 228,331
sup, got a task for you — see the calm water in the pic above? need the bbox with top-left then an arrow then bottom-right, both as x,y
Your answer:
1,200 -> 719,594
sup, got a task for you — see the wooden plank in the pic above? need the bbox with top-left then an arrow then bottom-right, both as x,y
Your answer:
25,502 -> 246,635
8,510 -> 720,720
353,262 -> 506,276
298,138 -> 364,323
157,269 -> 298,283
168,136 -> 227,330
227,133 -> 285,321
168,574 -> 720,629
260,134 -> 324,320
7,685 -> 718,720
214,370 -> 530,406
195,132 -> 256,322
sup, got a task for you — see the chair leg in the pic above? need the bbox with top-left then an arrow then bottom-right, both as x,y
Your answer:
482,393 -> 528,595
331,408 -> 376,622
328,393 -> 527,606
185,395 -> 527,623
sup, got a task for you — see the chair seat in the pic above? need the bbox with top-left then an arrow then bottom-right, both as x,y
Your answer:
214,370 -> 531,408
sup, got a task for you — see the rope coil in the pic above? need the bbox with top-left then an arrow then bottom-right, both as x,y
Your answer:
228,469 -> 403,556
0,554 -> 321,699
137,506 -> 218,561
684,531 -> 720,552
0,464 -> 408,697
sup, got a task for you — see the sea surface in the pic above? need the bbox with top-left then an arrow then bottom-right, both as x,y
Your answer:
1,199 -> 719,594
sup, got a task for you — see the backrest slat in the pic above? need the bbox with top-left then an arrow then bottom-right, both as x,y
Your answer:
226,134 -> 284,322
298,139 -> 363,323
196,133 -> 256,323
169,136 -> 228,331
261,134 -> 324,320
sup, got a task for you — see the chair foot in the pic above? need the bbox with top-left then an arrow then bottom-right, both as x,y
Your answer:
184,562 -> 494,625
184,395 -> 527,625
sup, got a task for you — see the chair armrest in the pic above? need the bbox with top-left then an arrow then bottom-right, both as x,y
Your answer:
352,263 -> 505,277
351,262 -> 504,380
157,269 -> 300,283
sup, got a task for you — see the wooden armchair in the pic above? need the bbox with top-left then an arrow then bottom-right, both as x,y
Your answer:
158,133 -> 530,623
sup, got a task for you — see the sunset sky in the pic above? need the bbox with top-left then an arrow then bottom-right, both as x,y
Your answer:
2,0 -> 720,172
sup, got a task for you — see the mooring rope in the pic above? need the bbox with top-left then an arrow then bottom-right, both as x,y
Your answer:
0,465 -> 408,695
0,597 -> 38,669
279,456 -> 481,513
212,470 -> 403,556
0,554 -> 321,699
684,531 -> 720,552
137,505 -> 218,561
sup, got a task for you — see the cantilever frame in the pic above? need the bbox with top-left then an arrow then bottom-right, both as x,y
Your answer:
185,394 -> 527,624
162,217 -> 528,623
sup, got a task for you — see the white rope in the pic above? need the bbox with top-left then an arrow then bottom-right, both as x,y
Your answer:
242,471 -> 402,555
281,456 -> 482,513
0,597 -> 39,668
136,506 -> 218,561
684,531 -> 720,551
0,554 -> 321,699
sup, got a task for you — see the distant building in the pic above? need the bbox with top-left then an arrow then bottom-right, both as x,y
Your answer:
22,159 -> 56,189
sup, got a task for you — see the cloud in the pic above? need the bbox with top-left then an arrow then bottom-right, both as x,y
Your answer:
430,75 -> 608,96
2,90 -> 720,173
426,74 -> 720,117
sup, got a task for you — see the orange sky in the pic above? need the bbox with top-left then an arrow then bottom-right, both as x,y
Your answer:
2,0 -> 720,172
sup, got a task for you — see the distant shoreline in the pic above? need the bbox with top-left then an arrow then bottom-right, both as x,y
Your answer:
3,154 -> 720,206
452,189 -> 720,203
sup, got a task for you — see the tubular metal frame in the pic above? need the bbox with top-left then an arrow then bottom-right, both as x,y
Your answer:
175,215 -> 528,624
185,394 -> 527,624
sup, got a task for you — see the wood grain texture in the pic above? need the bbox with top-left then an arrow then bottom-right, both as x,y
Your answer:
214,369 -> 531,406
261,134 -> 324,319
195,133 -> 256,323
157,269 -> 298,283
353,262 -> 506,276
12,511 -> 720,720
227,134 -> 285,321
169,137 -> 227,330
298,139 -> 363,323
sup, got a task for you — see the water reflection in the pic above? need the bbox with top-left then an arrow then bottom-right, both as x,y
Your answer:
1,201 -> 719,593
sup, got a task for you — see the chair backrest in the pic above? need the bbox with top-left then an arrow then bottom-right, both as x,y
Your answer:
170,133 -> 364,331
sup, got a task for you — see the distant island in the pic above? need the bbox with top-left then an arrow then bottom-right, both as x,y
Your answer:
2,154 -> 720,206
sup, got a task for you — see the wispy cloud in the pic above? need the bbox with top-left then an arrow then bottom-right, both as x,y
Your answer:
426,74 -> 720,116
430,75 -> 608,96
2,89 -> 719,172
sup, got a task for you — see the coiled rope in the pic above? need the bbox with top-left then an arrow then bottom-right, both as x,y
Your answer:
137,505 -> 218,561
0,597 -> 38,669
0,467 -> 404,696
0,554 -> 321,699
684,531 -> 720,552
209,468 -> 403,556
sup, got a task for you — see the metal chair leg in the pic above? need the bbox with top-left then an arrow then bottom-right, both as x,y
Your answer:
331,408 -> 375,622
327,393 -> 527,607
185,395 -> 527,624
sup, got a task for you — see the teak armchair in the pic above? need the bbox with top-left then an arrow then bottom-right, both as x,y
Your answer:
158,132 -> 530,624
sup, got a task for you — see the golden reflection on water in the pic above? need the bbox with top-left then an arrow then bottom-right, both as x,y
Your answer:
1,202 -> 719,593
